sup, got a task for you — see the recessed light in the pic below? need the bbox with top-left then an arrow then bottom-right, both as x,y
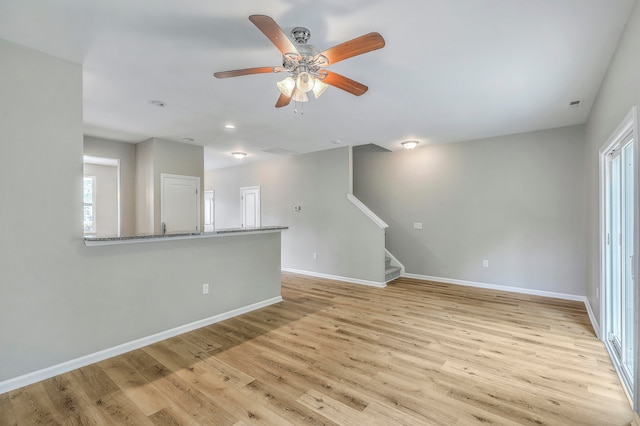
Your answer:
182,137 -> 195,142
231,151 -> 247,159
224,123 -> 236,130
401,140 -> 420,150
148,100 -> 166,107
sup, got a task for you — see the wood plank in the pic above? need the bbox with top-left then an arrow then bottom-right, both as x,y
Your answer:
0,273 -> 634,425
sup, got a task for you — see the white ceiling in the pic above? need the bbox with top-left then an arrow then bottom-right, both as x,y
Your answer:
0,0 -> 635,170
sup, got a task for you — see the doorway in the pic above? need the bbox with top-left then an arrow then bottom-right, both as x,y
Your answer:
600,107 -> 638,406
240,186 -> 261,228
204,190 -> 215,232
83,155 -> 120,237
160,174 -> 200,233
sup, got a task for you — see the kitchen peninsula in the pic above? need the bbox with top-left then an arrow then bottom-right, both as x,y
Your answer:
84,226 -> 288,246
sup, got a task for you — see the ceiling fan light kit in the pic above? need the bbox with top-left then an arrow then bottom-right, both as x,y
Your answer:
214,15 -> 385,110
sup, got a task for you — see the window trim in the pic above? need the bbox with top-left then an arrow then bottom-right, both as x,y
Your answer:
83,175 -> 96,235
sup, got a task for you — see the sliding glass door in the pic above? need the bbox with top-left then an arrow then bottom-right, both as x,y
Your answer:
604,129 -> 636,399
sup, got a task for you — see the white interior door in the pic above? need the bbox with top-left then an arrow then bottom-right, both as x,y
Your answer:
240,186 -> 261,228
161,174 -> 200,233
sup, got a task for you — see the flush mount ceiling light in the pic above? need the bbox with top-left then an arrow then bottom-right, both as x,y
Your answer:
401,140 -> 420,150
223,123 -> 236,130
231,151 -> 247,159
148,100 -> 166,107
214,15 -> 385,112
182,137 -> 195,142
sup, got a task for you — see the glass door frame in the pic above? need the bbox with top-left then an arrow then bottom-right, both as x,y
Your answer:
599,106 -> 639,409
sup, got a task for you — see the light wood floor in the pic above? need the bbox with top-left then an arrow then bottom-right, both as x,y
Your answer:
0,273 -> 634,425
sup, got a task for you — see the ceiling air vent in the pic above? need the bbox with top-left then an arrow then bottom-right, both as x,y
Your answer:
569,99 -> 582,108
262,147 -> 298,155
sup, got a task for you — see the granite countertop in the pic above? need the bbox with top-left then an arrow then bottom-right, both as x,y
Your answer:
84,226 -> 288,246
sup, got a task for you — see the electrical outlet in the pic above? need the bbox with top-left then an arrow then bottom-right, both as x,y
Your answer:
313,252 -> 317,260
483,260 -> 489,268
413,223 -> 423,230
202,283 -> 209,294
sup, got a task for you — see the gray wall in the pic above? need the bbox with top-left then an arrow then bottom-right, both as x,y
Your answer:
84,136 -> 136,236
136,138 -> 155,234
585,1 -> 640,321
354,125 -> 587,295
0,39 -> 281,385
152,138 -> 204,234
206,147 -> 386,283
83,163 -> 118,237
135,138 -> 205,235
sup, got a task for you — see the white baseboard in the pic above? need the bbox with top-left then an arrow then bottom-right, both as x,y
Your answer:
402,273 -> 586,301
282,268 -> 386,288
0,296 -> 283,395
402,273 -> 606,338
584,298 -> 601,340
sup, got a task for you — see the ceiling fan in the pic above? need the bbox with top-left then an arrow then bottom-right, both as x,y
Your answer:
214,15 -> 385,108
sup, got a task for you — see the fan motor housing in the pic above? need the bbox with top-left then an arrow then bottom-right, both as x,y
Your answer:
291,27 -> 311,44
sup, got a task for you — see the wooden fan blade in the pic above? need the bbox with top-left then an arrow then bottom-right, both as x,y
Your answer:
322,72 -> 368,96
249,15 -> 299,55
275,93 -> 292,108
214,67 -> 277,79
320,32 -> 385,65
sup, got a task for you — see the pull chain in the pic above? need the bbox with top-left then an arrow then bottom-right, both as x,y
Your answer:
293,101 -> 305,115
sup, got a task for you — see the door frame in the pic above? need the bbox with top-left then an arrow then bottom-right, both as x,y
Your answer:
599,106 -> 639,408
204,190 -> 215,231
160,173 -> 201,233
240,186 -> 261,228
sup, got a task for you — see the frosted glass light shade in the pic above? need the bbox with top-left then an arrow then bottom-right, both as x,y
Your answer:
276,77 -> 296,97
291,88 -> 309,103
401,140 -> 419,150
312,80 -> 329,98
296,72 -> 314,93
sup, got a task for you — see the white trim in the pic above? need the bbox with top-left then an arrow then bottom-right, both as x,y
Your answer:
598,105 -> 639,410
585,298 -> 601,340
347,194 -> 388,229
402,272 -> 585,301
282,268 -> 387,288
402,273 -> 603,338
0,296 -> 282,395
240,185 -> 261,228
599,106 -> 638,340
82,175 -> 97,235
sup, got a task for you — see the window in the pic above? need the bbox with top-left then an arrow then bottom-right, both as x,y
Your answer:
83,175 -> 96,234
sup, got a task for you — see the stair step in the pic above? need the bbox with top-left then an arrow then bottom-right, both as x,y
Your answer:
385,265 -> 401,282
